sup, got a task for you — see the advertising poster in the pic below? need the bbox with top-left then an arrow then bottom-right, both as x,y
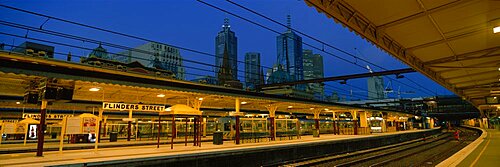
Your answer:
82,117 -> 97,133
28,124 -> 37,139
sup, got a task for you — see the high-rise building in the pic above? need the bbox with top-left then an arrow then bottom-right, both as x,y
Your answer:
263,15 -> 312,99
116,42 -> 185,80
368,76 -> 385,100
274,15 -> 303,85
303,49 -> 324,100
215,18 -> 238,81
244,52 -> 262,89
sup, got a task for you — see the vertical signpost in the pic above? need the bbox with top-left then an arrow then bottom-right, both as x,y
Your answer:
59,116 -> 67,153
36,100 -> 48,157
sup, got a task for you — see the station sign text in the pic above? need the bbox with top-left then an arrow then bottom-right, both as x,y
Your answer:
102,102 -> 165,112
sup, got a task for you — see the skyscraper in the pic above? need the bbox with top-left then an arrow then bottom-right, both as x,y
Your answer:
368,76 -> 385,100
215,18 -> 238,81
263,15 -> 312,99
244,52 -> 262,89
272,15 -> 304,89
115,42 -> 185,80
303,49 -> 324,100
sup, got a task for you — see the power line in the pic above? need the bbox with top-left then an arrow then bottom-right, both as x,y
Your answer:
198,0 -> 436,96
0,21 -> 270,81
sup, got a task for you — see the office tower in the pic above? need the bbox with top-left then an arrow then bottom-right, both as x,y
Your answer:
275,15 -> 303,85
368,76 -> 385,100
215,18 -> 238,80
244,52 -> 262,89
303,49 -> 325,100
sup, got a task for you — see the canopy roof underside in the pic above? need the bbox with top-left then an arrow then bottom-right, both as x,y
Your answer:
306,0 -> 500,107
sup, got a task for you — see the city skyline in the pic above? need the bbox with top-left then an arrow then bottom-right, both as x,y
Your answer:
0,0 -> 454,99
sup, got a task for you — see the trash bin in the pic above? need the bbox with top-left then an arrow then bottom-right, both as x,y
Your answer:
313,129 -> 320,137
213,131 -> 223,145
110,132 -> 118,142
51,133 -> 57,139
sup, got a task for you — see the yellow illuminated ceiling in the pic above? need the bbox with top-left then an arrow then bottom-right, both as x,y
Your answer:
306,0 -> 500,107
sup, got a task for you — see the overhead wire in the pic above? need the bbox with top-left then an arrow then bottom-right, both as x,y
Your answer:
198,0 -> 436,96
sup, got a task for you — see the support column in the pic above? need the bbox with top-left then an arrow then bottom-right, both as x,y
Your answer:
203,117 -> 207,137
171,115 -> 175,149
36,100 -> 48,157
313,110 -> 321,138
266,105 -> 278,141
352,110 -> 358,135
332,111 -> 337,135
157,115 -> 161,148
198,116 -> 202,147
127,110 -> 133,141
95,108 -> 101,151
193,117 -> 197,146
98,108 -> 103,143
235,98 -> 241,144
103,116 -> 108,137
185,118 -> 188,146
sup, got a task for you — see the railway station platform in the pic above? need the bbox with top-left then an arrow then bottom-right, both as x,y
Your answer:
438,127 -> 500,167
0,128 -> 438,167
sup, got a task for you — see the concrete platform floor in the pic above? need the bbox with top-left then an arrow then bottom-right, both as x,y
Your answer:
456,128 -> 500,167
0,129 -> 432,167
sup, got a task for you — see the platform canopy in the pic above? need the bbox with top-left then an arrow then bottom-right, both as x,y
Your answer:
305,0 -> 500,107
162,104 -> 202,116
19,118 -> 40,124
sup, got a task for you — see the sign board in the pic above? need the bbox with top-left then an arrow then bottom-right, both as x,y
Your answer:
3,123 -> 26,134
65,117 -> 82,134
82,117 -> 97,133
103,102 -> 165,112
23,114 -> 73,119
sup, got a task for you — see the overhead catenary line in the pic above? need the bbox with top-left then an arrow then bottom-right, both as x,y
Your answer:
0,4 -> 434,97
198,0 -> 436,96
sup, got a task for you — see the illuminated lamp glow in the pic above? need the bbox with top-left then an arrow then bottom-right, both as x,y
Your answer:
494,26 -> 500,34
240,101 -> 248,104
157,94 -> 165,98
89,87 -> 100,92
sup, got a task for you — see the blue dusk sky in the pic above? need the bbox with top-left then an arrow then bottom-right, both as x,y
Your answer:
0,0 -> 454,99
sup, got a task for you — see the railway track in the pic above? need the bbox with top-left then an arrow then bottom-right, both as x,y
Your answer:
276,127 -> 479,167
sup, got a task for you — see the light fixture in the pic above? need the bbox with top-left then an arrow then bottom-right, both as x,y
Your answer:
310,107 -> 315,110
240,101 -> 247,104
324,108 -> 329,111
165,107 -> 172,111
198,97 -> 203,101
16,101 -> 21,105
288,105 -> 293,108
157,94 -> 165,98
498,67 -> 500,71
89,87 -> 100,92
494,26 -> 500,34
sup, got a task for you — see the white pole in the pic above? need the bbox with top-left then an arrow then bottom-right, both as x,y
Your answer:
59,116 -> 67,153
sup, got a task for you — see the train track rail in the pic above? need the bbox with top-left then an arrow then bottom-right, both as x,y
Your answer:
277,127 -> 479,167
